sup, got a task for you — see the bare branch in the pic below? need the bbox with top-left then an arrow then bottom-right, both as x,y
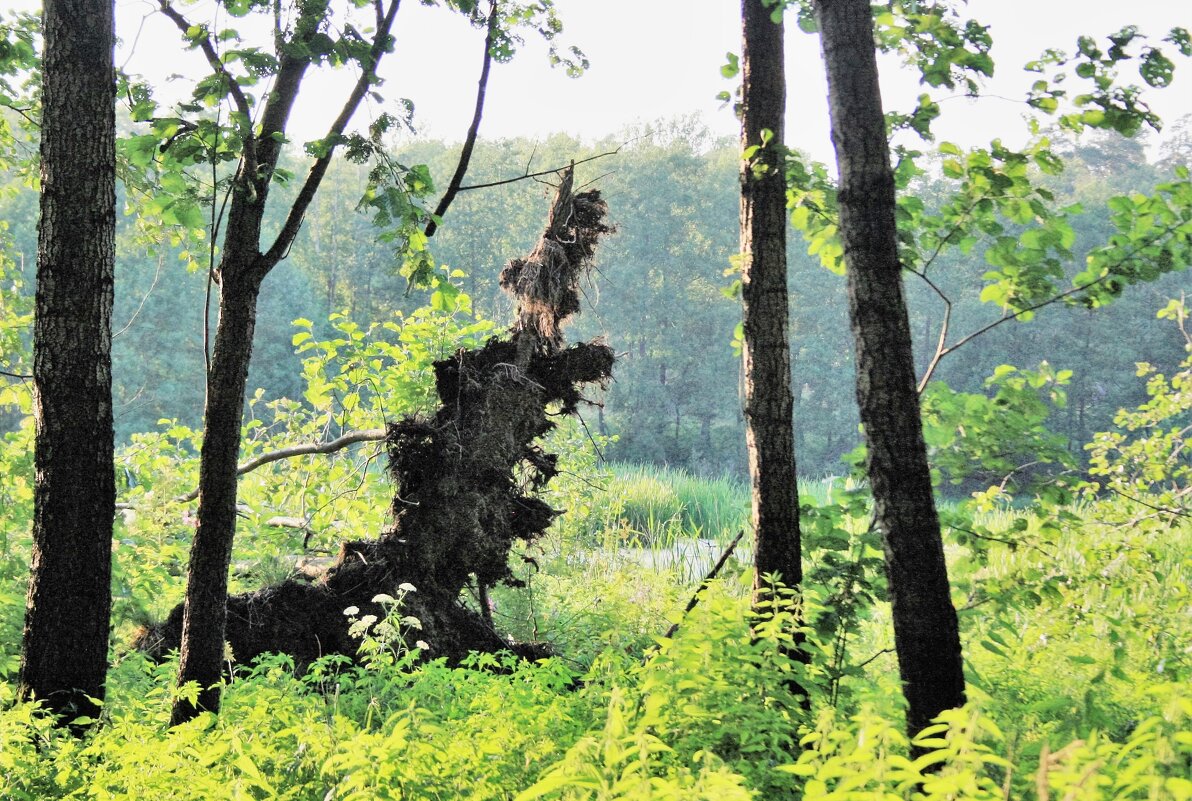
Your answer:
175,428 -> 387,502
854,647 -> 896,669
905,266 -> 953,393
424,0 -> 499,239
1,369 -> 32,380
458,144 -> 635,193
663,530 -> 746,641
940,276 -> 1109,360
263,0 -> 402,268
4,105 -> 38,129
113,252 -> 164,340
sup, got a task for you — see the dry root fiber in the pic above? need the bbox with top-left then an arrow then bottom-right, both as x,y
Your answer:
137,169 -> 613,670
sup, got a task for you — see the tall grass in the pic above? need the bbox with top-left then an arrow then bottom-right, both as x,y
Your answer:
569,462 -> 858,547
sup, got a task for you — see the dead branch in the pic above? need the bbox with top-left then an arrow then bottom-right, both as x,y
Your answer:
663,530 -> 745,641
175,428 -> 386,502
457,142 -> 636,193
424,0 -> 498,239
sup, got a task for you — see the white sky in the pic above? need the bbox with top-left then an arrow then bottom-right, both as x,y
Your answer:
12,0 -> 1192,162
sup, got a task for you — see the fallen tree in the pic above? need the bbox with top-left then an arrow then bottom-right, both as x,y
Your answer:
136,169 -> 614,669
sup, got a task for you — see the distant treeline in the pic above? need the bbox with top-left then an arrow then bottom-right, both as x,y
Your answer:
1,120 -> 1187,480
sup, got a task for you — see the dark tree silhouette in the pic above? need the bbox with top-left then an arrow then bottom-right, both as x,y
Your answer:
814,0 -> 966,740
739,0 -> 803,598
20,0 -> 117,725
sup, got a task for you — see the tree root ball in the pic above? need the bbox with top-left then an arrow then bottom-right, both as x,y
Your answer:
135,172 -> 613,674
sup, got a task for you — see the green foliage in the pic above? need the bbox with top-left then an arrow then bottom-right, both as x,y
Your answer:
0,223 -> 30,394
1026,26 -> 1191,135
921,362 -> 1075,497
3,348 -> 1192,797
568,463 -> 750,547
0,9 -> 38,175
516,579 -> 806,801
1083,301 -> 1191,522
1075,171 -> 1192,308
3,4 -> 1192,792
872,3 -> 994,97
291,271 -> 493,427
0,418 -> 31,680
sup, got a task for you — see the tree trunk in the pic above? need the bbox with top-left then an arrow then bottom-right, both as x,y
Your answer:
170,268 -> 263,724
169,109 -> 276,724
740,0 -> 803,593
20,0 -> 116,724
157,0 -> 400,724
814,0 -> 966,739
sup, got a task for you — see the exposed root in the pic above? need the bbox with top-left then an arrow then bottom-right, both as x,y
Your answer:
136,167 -> 613,671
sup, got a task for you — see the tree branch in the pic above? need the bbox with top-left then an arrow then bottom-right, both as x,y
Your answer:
945,522 -> 1056,559
175,428 -> 387,502
252,0 -> 334,181
1108,487 -> 1191,520
939,276 -> 1111,361
157,1 -> 257,177
424,0 -> 498,239
457,145 -> 631,193
854,647 -> 895,669
905,266 -> 953,393
1,368 -> 32,379
924,221 -> 1182,374
663,530 -> 746,641
905,212 -> 1177,390
263,0 -> 402,268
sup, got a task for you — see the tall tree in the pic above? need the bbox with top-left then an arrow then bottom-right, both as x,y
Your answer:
813,0 -> 966,738
739,0 -> 803,596
19,0 -> 116,723
161,0 -> 403,724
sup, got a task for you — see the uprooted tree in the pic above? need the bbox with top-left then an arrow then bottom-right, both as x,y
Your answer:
138,170 -> 614,673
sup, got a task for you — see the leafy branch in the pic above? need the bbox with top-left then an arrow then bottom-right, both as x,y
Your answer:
157,1 -> 258,179
916,218 -> 1187,392
262,0 -> 404,270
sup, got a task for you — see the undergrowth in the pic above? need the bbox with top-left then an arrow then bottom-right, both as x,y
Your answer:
3,318 -> 1191,799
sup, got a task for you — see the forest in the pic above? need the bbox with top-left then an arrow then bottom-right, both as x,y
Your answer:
0,0 -> 1190,799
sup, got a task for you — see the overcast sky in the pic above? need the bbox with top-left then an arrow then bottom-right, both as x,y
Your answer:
15,0 -> 1192,162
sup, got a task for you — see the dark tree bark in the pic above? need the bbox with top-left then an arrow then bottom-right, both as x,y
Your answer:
739,0 -> 802,594
813,0 -> 966,739
19,0 -> 117,724
172,271 -> 263,722
167,0 -> 402,724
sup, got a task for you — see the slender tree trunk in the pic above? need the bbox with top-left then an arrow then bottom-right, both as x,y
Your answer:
171,267 -> 263,724
20,0 -> 116,724
814,0 -> 966,739
740,0 -> 802,593
161,0 -> 404,723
